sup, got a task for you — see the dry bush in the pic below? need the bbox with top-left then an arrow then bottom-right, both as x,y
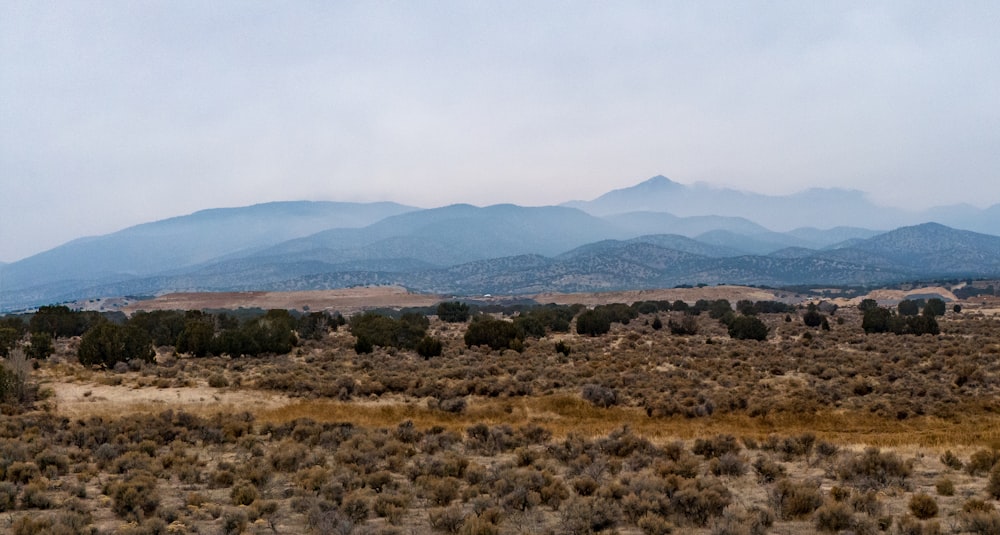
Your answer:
107,469 -> 160,521
908,493 -> 938,519
894,515 -> 941,535
429,504 -> 466,533
989,463 -> 1000,498
837,447 -> 912,490
934,477 -> 954,496
770,478 -> 823,520
967,449 -> 1000,476
815,501 -> 854,532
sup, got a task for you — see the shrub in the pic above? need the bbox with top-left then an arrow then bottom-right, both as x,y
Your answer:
581,384 -> 618,408
560,496 -> 622,533
967,449 -> 1000,476
208,373 -> 229,388
909,493 -> 938,519
710,453 -> 747,477
20,481 -> 53,509
429,505 -> 465,533
108,470 -> 160,521
895,515 -> 941,535
836,447 -> 911,489
770,478 -> 822,519
637,512 -> 673,535
0,481 -> 16,512
221,507 -> 249,535
753,456 -> 786,484
231,480 -> 258,505
988,463 -> 1000,499
554,340 -> 571,356
963,511 -> 1000,535
934,478 -> 954,496
815,501 -> 854,532
940,450 -> 963,470
671,478 -> 731,526
693,434 -> 740,459
668,315 -> 699,336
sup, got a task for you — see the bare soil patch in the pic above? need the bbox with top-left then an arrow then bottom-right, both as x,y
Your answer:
123,285 -> 444,314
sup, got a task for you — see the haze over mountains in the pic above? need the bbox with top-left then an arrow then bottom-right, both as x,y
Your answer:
2,176 -> 999,311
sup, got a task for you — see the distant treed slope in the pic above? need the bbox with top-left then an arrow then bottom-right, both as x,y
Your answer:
0,201 -> 416,291
8,222 -> 999,306
244,204 -> 628,266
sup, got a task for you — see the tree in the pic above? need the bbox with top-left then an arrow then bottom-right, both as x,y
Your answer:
464,317 -> 522,350
78,322 -> 154,368
897,300 -> 919,317
29,305 -> 100,338
26,332 -> 54,360
727,316 -> 768,341
576,309 -> 611,337
922,298 -> 946,318
416,336 -> 443,359
513,315 -> 545,338
437,301 -> 471,323
802,304 -> 825,328
0,327 -> 19,358
862,307 -> 894,333
858,299 -> 878,313
669,315 -> 699,336
176,318 -> 215,357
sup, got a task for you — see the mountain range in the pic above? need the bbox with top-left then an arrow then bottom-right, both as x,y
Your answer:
2,176 -> 998,311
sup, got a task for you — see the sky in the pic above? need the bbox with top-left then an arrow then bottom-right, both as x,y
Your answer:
2,1 -> 999,263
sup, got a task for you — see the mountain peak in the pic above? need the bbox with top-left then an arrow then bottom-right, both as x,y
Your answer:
635,175 -> 681,190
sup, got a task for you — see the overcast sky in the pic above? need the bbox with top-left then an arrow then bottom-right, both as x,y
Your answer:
2,1 -> 999,262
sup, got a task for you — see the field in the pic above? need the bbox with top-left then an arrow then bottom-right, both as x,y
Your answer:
2,290 -> 1000,534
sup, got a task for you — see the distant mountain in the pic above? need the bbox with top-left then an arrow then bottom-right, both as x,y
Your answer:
3,175 -> 999,311
785,226 -> 882,248
564,176 -> 905,230
243,204 -> 627,267
605,211 -> 773,238
566,175 -> 998,233
818,222 -> 1000,276
0,201 -> 415,292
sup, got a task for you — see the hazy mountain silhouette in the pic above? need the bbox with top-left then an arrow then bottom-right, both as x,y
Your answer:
2,176 -> 999,311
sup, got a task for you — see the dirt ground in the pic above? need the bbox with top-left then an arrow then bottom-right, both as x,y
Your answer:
121,286 -> 445,315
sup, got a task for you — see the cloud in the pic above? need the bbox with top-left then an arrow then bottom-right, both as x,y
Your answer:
2,1 -> 999,261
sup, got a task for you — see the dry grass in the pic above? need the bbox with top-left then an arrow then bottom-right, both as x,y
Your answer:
258,395 -> 1000,449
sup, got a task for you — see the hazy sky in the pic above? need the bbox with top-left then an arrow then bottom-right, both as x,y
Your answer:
2,1 -> 999,262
